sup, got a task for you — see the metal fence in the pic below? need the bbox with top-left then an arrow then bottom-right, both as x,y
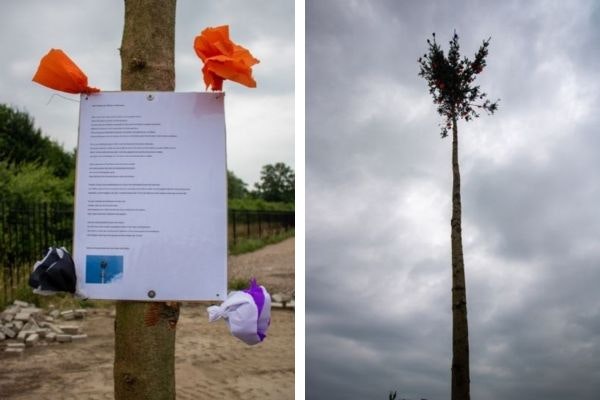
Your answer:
0,202 -> 73,307
0,201 -> 294,306
229,209 -> 294,245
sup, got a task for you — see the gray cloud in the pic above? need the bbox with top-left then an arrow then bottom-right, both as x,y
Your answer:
307,0 -> 600,399
0,0 -> 294,186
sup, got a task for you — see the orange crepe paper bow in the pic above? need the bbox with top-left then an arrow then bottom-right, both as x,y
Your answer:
194,25 -> 259,91
32,49 -> 100,94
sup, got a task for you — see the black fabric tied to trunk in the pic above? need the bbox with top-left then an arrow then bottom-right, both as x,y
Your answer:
29,247 -> 76,294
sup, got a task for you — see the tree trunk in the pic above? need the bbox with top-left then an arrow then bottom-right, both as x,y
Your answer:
450,116 -> 470,400
114,1 -> 179,399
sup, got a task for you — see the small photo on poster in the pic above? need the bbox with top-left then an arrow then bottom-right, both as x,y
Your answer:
85,255 -> 124,284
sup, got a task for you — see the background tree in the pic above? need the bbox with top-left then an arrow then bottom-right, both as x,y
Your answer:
0,105 -> 76,203
114,1 -> 179,399
227,169 -> 248,199
0,104 -> 75,178
0,162 -> 74,203
253,162 -> 295,203
418,31 -> 498,400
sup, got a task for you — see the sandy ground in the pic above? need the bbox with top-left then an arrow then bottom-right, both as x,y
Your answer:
228,237 -> 295,296
0,238 -> 295,399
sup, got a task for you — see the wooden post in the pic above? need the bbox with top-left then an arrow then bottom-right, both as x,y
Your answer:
113,1 -> 179,399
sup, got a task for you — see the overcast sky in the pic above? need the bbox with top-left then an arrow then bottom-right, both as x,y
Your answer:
0,0 -> 294,186
307,1 -> 600,399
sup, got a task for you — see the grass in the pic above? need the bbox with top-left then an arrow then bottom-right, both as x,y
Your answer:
228,277 -> 252,291
229,229 -> 294,255
228,198 -> 294,211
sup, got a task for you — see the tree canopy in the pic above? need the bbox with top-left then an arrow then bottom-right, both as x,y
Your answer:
227,170 -> 248,199
0,104 -> 75,203
253,162 -> 295,203
418,32 -> 499,137
0,104 -> 74,177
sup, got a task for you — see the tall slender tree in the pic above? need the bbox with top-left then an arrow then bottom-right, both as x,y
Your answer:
418,32 -> 498,400
114,1 -> 179,399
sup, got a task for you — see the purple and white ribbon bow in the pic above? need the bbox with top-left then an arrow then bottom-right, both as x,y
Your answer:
207,278 -> 271,345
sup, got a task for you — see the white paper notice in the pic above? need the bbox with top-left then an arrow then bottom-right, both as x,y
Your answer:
73,92 -> 227,301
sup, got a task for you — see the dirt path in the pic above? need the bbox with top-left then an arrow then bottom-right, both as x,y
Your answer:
229,237 -> 295,295
0,238 -> 295,399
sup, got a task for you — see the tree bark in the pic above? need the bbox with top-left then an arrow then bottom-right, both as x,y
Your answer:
450,116 -> 470,400
120,0 -> 176,91
114,1 -> 179,399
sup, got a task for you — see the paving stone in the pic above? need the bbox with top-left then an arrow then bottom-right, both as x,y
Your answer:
5,347 -> 24,355
21,319 -> 39,332
61,310 -> 75,320
14,313 -> 31,322
56,334 -> 72,343
36,328 -> 49,338
4,306 -> 20,315
43,323 -> 64,334
25,333 -> 40,346
0,303 -> 89,350
1,313 -> 14,322
13,300 -> 29,307
71,334 -> 88,340
271,293 -> 283,303
17,330 -> 35,341
271,293 -> 293,303
20,307 -> 42,315
1,326 -> 16,338
59,325 -> 81,335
